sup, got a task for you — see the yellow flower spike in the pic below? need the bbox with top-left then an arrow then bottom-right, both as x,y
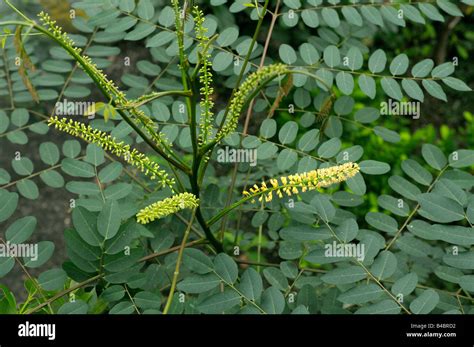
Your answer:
216,64 -> 288,142
48,116 -> 175,189
136,193 -> 199,224
242,162 -> 360,203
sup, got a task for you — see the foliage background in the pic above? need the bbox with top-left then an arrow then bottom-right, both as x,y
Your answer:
0,0 -> 473,314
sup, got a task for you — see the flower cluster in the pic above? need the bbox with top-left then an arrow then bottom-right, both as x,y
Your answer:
48,116 -> 175,189
38,12 -> 127,104
38,12 -> 161,138
194,7 -> 215,146
136,193 -> 199,224
243,162 -> 360,202
217,63 -> 288,142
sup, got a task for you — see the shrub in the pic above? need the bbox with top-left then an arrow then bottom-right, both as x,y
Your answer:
0,0 -> 473,315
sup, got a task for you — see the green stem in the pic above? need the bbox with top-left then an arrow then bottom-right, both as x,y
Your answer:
163,209 -> 196,314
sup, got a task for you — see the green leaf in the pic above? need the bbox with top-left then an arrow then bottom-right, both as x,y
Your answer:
336,72 -> 354,95
323,45 -> 341,68
11,108 -> 29,127
98,162 -> 123,183
238,268 -> 263,301
298,129 -> 319,151
58,300 -> 88,314
335,219 -> 358,243
321,8 -> 340,28
0,257 -> 15,278
410,289 -> 439,314
422,80 -> 447,102
217,27 -> 239,47
261,287 -> 285,314
183,249 -> 214,274
62,140 -> 81,158
437,0 -> 463,17
358,75 -> 376,99
359,160 -> 390,175
101,286 -> 125,302
97,200 -> 121,240
109,301 -> 134,314
419,3 -> 445,22
338,283 -> 384,304
40,170 -> 64,188
299,43 -> 319,65
279,44 -> 297,65
85,144 -> 105,166
39,142 -> 60,166
422,144 -> 447,170
5,216 -> 36,244
341,7 -> 363,26
368,49 -> 387,73
0,190 -> 18,223
61,158 -> 95,178
105,220 -> 140,255
449,150 -> 474,168
361,6 -> 384,26
197,290 -> 241,314
417,193 -> 465,223
65,229 -> 101,261
177,273 -> 220,294
402,4 -> 426,23
72,207 -> 101,247
381,78 -> 403,101
443,252 -> 474,270
12,157 -> 34,176
301,9 -> 319,28
134,291 -> 161,309
433,179 -> 467,206
432,62 -> 455,78
365,212 -> 398,234
390,54 -> 409,76
321,266 -> 366,285
459,275 -> 474,293
374,126 -> 401,143
311,194 -> 336,222
370,251 -> 397,280
401,159 -> 433,186
388,175 -> 422,200
442,77 -> 472,92
411,59 -> 434,78
317,138 -> 341,158
401,79 -> 424,102
263,267 -> 288,291
396,235 -> 431,258
435,265 -> 463,284
214,253 -> 238,284
23,241 -> 55,268
38,268 -> 67,291
277,149 -> 297,171
434,225 -> 474,246
391,273 -> 418,296
137,0 -> 155,20
346,172 -> 366,195
124,23 -> 155,41
17,180 -> 39,200
278,121 -> 298,144
355,107 -> 380,124
355,300 -> 401,314
378,195 -> 410,217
